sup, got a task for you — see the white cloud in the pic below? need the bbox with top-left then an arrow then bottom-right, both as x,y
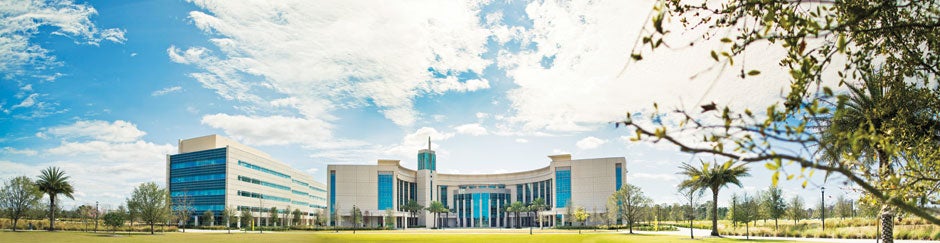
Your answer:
45,120 -> 146,143
576,136 -> 607,150
632,173 -> 679,182
454,123 -> 488,136
2,147 -> 38,156
170,0 -> 493,129
200,113 -> 363,149
151,86 -> 182,96
0,0 -> 125,75
47,140 -> 174,163
384,127 -> 454,159
497,0 -> 793,133
475,112 -> 489,119
305,168 -> 319,176
11,93 -> 39,109
515,138 -> 528,143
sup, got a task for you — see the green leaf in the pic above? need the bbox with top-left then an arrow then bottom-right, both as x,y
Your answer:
772,171 -> 779,186
765,162 -> 778,170
631,53 -> 643,61
720,38 -> 732,43
747,70 -> 761,76
710,50 -> 719,61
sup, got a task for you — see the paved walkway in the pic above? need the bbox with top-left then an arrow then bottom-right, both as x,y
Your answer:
634,227 -> 939,243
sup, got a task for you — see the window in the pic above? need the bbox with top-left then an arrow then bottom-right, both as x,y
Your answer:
237,190 -> 290,202
378,171 -> 393,210
170,173 -> 225,183
615,163 -> 623,190
516,184 -> 523,202
237,176 -> 290,191
171,158 -> 225,169
237,161 -> 291,179
440,185 -> 448,207
555,167 -> 571,208
171,189 -> 225,197
329,170 -> 336,215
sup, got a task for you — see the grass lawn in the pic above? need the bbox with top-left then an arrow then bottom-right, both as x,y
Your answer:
0,230 -> 798,243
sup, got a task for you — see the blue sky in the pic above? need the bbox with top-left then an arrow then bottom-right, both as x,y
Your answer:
0,0 -> 852,210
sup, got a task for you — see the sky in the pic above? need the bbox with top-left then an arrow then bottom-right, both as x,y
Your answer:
0,0 -> 855,210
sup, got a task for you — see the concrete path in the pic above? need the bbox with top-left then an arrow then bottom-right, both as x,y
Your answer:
634,227 -> 939,243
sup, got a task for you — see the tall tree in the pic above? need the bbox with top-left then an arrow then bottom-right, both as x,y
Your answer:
676,187 -> 701,239
400,200 -> 423,228
222,206 -> 236,233
765,186 -> 787,232
292,208 -> 302,227
677,160 -> 750,236
103,207 -> 127,234
171,191 -> 193,232
1,176 -> 42,231
239,208 -> 252,230
528,197 -> 547,229
619,1 -> 940,242
573,206 -> 590,234
127,182 -> 170,235
506,201 -> 526,228
614,183 -> 651,234
35,167 -> 74,231
269,207 -> 279,227
202,210 -> 214,227
426,201 -> 447,229
737,194 -> 759,240
787,196 -> 806,225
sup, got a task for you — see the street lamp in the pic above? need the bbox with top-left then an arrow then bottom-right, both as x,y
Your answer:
94,201 -> 99,233
821,187 -> 825,231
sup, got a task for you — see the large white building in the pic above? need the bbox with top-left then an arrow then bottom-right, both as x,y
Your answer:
327,140 -> 626,228
166,135 -> 327,227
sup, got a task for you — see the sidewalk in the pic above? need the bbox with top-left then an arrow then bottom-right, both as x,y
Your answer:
634,227 -> 939,243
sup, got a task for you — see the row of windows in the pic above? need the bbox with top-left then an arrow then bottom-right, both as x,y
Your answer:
292,179 -> 309,187
459,184 -> 505,189
237,190 -> 291,203
310,186 -> 326,193
310,195 -> 326,201
171,158 -> 225,169
292,190 -> 309,196
173,204 -> 224,211
237,175 -> 290,191
238,161 -> 291,179
170,173 -> 225,183
171,189 -> 225,197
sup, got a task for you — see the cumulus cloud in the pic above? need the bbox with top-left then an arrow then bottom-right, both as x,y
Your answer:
201,113 -> 338,147
151,86 -> 182,96
11,93 -> 39,109
575,136 -> 606,150
170,0 -> 493,130
496,0 -> 793,133
454,123 -> 488,136
0,0 -> 125,76
2,147 -> 38,156
383,127 -> 454,159
44,120 -> 146,143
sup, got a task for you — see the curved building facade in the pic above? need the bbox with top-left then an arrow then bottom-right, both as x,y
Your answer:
327,142 -> 626,228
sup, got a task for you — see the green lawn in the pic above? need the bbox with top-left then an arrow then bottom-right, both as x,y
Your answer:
0,230 -> 798,243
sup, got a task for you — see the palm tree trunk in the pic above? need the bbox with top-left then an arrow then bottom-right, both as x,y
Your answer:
877,150 -> 894,243
49,194 -> 56,231
711,190 -> 719,236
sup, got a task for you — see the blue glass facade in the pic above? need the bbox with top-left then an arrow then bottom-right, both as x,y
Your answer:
555,167 -> 571,208
377,172 -> 393,210
615,163 -> 623,190
169,147 -> 226,221
418,150 -> 436,171
329,170 -> 336,216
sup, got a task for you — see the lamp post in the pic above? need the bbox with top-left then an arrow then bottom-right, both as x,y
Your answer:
94,201 -> 99,233
821,187 -> 825,231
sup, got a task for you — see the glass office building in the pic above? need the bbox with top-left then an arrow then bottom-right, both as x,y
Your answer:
327,140 -> 626,228
167,135 -> 327,227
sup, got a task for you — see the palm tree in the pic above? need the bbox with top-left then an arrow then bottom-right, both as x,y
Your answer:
528,198 -> 547,229
818,73 -> 940,243
400,200 -> 424,228
678,160 -> 750,236
426,201 -> 447,229
506,201 -> 525,228
36,166 -> 75,231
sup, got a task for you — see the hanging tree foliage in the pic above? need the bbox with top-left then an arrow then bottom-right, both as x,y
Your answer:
618,0 -> 940,225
